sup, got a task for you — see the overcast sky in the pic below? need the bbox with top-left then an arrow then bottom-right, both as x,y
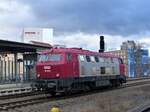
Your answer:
0,0 -> 150,51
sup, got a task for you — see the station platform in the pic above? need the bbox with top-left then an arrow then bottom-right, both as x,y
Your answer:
0,82 -> 31,90
0,82 -> 34,96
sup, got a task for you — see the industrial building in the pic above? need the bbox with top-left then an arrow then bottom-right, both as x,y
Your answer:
108,41 -> 149,77
23,28 -> 53,44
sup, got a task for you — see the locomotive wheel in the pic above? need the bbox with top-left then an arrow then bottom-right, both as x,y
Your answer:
62,90 -> 72,96
115,80 -> 121,87
84,85 -> 90,92
111,80 -> 121,87
51,91 -> 56,96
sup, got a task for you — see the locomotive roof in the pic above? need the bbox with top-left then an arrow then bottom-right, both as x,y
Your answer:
39,48 -> 119,58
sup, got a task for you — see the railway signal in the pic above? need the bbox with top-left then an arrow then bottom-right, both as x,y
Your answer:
99,35 -> 105,53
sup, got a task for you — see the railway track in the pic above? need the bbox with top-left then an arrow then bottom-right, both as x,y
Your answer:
0,78 -> 150,111
0,91 -> 45,100
0,77 -> 148,100
127,77 -> 150,81
141,107 -> 150,112
0,95 -> 51,110
127,102 -> 150,112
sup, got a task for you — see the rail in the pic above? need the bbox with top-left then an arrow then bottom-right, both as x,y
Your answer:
0,78 -> 150,111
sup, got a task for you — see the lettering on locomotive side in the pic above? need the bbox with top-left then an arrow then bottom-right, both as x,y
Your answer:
44,66 -> 51,72
44,66 -> 51,70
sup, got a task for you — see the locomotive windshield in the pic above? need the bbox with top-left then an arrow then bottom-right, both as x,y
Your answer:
38,54 -> 61,62
38,54 -> 49,62
49,54 -> 61,61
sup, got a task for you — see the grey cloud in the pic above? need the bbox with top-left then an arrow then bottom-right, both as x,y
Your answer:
20,0 -> 150,36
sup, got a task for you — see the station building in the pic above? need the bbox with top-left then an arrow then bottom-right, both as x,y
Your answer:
0,39 -> 52,83
0,28 -> 53,83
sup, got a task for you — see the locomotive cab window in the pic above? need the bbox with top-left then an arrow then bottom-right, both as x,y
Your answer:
94,56 -> 99,62
38,54 -> 49,62
48,54 -> 61,61
90,56 -> 95,62
78,55 -> 85,61
86,55 -> 91,62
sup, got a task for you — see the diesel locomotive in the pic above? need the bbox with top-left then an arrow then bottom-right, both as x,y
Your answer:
35,47 -> 126,95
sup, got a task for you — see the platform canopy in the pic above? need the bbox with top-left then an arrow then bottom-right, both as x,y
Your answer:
0,39 -> 52,53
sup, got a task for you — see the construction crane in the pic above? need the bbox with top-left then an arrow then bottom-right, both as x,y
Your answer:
139,42 -> 150,49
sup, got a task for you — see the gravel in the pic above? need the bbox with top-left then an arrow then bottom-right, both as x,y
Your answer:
3,84 -> 150,112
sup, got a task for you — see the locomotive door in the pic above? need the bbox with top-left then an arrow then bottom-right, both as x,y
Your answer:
72,54 -> 78,76
66,53 -> 73,76
112,58 -> 120,75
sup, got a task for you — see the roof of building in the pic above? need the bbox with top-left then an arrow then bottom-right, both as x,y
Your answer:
0,39 -> 52,53
30,41 -> 52,47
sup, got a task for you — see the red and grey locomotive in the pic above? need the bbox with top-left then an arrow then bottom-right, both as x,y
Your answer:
35,47 -> 126,95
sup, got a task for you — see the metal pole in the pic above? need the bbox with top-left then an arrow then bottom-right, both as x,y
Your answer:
4,58 -> 6,81
1,61 -> 3,82
12,61 -> 14,81
8,59 -> 10,82
23,60 -> 25,82
14,53 -> 17,82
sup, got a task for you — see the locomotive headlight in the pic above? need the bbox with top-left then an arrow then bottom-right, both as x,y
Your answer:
37,74 -> 40,78
56,73 -> 60,77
